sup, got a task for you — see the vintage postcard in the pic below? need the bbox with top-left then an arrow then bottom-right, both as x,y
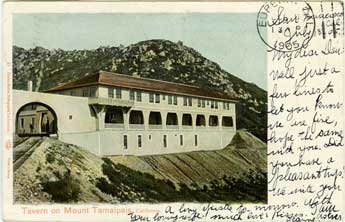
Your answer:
1,1 -> 344,222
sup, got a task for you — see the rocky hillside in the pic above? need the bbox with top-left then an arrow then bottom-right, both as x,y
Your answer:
13,130 -> 267,204
13,40 -> 267,141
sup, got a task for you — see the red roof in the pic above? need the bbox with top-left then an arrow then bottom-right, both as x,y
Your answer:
46,71 -> 236,102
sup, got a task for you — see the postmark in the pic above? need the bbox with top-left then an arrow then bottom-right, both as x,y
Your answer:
257,2 -> 316,52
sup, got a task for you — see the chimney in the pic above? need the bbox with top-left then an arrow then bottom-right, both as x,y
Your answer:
27,80 -> 33,91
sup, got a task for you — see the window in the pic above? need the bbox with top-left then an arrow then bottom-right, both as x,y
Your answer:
222,116 -> 234,127
124,135 -> 128,149
173,96 -> 177,105
108,88 -> 114,98
105,108 -> 124,124
138,135 -> 142,148
180,135 -> 183,146
82,89 -> 89,97
195,135 -> 198,146
223,102 -> 226,110
202,100 -> 206,108
163,95 -> 166,100
116,88 -> 122,99
166,113 -> 178,125
197,99 -> 201,107
129,111 -> 144,124
149,112 -> 162,125
196,115 -> 206,126
130,90 -> 135,100
183,97 -> 187,106
149,93 -> 154,103
70,90 -> 75,96
69,115 -> 73,120
136,91 -> 142,102
168,95 -> 172,104
163,135 -> 167,148
211,101 -> 215,109
182,114 -> 192,126
90,87 -> 97,97
21,118 -> 24,128
188,97 -> 192,106
209,115 -> 219,126
215,101 -> 218,109
149,135 -> 152,140
155,94 -> 160,103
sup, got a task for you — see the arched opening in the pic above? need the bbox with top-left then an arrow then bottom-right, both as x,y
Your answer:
129,110 -> 144,124
166,113 -> 178,125
222,116 -> 234,127
182,114 -> 192,126
105,107 -> 123,123
196,115 -> 206,126
16,102 -> 57,136
209,115 -> 219,127
105,107 -> 124,128
149,112 -> 162,125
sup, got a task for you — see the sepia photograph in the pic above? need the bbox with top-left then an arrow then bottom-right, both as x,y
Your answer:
12,12 -> 267,204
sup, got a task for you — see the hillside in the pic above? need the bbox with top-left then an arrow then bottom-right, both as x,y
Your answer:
13,130 -> 267,204
13,40 -> 267,141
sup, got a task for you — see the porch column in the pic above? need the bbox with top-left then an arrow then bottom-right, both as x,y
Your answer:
93,105 -> 106,131
143,110 -> 150,130
124,108 -> 130,130
161,111 -> 167,130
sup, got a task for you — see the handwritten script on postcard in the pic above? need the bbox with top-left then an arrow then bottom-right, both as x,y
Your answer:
128,2 -> 344,222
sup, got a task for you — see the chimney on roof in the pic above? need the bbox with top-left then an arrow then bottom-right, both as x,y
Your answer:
27,80 -> 33,91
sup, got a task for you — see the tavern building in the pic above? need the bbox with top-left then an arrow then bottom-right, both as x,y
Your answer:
14,71 -> 236,156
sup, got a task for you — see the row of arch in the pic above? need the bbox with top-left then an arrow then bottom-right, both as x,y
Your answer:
105,108 -> 234,127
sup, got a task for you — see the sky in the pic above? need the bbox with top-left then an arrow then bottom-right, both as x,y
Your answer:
13,13 -> 266,89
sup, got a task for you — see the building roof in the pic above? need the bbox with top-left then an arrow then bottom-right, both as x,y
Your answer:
46,71 -> 237,102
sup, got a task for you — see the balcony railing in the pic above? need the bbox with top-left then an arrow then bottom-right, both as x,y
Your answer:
88,97 -> 134,107
222,126 -> 235,130
149,125 -> 163,129
104,123 -> 125,129
196,126 -> 207,129
166,125 -> 179,130
182,125 -> 193,129
129,124 -> 145,129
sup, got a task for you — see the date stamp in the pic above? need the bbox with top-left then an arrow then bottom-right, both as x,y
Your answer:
257,2 -> 316,52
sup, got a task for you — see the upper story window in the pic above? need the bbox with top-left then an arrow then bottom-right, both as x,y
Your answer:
223,102 -> 230,110
202,99 -> 206,108
198,99 -> 201,107
116,88 -> 122,99
82,89 -> 89,97
211,101 -> 215,109
215,101 -> 218,109
173,96 -> 178,105
155,94 -> 160,103
188,97 -> 192,106
108,87 -> 114,98
183,97 -> 188,106
90,87 -> 97,97
168,95 -> 172,105
70,90 -> 76,96
136,91 -> 142,102
130,90 -> 135,100
149,93 -> 154,103
222,116 -> 234,127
